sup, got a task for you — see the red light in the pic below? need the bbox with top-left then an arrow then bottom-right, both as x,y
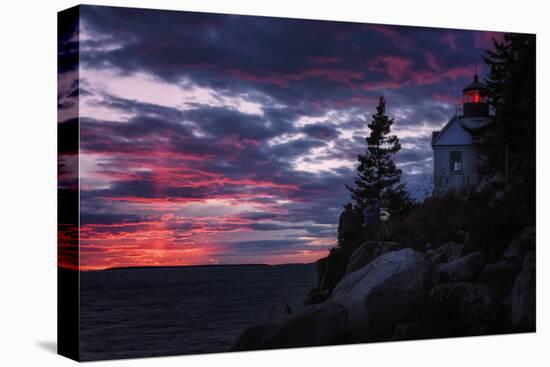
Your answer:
465,90 -> 482,104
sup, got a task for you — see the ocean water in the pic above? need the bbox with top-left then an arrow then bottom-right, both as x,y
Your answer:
79,264 -> 317,360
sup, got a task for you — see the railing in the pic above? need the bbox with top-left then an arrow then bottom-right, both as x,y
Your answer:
454,104 -> 496,117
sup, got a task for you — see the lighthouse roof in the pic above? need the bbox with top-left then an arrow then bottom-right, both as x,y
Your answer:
432,115 -> 490,146
463,74 -> 487,93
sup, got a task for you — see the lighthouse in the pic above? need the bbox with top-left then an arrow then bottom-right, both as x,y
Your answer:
431,75 -> 492,194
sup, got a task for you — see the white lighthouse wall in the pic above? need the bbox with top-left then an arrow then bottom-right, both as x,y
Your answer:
433,145 -> 480,194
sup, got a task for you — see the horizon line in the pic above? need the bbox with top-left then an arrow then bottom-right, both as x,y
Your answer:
60,261 -> 315,272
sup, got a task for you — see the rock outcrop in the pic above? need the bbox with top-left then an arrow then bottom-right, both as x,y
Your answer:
338,204 -> 363,249
230,302 -> 349,351
330,248 -> 429,340
303,287 -> 331,306
503,227 -> 535,261
345,241 -> 401,275
477,259 -> 522,298
264,298 -> 292,321
426,242 -> 465,267
433,251 -> 485,284
510,250 -> 536,331
428,282 -> 498,334
231,227 -> 536,351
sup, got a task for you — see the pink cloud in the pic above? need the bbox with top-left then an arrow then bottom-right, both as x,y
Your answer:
444,64 -> 476,80
410,64 -> 475,85
230,67 -> 364,88
433,92 -> 461,105
362,80 -> 405,91
363,24 -> 411,47
229,69 -> 290,88
368,55 -> 413,82
425,50 -> 441,71
410,70 -> 441,85
441,32 -> 458,50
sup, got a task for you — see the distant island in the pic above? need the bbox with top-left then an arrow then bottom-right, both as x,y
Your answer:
100,262 -> 312,272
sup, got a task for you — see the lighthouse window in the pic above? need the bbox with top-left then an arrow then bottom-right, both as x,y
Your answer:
450,151 -> 462,174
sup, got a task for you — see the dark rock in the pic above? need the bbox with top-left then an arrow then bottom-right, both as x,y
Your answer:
428,282 -> 498,334
330,248 -> 429,340
304,287 -> 330,306
477,260 -> 522,298
338,204 -> 363,249
434,251 -> 485,284
503,227 -> 535,261
315,257 -> 328,285
427,242 -> 465,267
510,251 -> 535,331
345,241 -> 401,275
269,302 -> 349,348
230,321 -> 282,351
318,249 -> 349,292
265,298 -> 292,321
230,302 -> 348,351
455,230 -> 469,244
426,249 -> 434,258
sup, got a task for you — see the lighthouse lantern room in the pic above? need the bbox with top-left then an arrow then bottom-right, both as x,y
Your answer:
462,74 -> 489,118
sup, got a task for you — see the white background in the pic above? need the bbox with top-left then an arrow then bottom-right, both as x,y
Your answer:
0,0 -> 548,365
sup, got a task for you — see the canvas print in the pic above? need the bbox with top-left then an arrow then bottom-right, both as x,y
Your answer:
57,5 -> 536,361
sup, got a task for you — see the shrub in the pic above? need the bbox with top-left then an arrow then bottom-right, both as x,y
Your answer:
374,192 -> 471,250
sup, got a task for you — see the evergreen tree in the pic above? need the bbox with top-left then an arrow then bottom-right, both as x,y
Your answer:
482,33 -> 535,182
347,97 -> 414,219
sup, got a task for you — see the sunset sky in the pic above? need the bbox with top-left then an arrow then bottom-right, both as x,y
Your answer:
58,5 -> 503,270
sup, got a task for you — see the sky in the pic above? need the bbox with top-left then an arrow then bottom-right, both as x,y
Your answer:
57,5 -> 504,270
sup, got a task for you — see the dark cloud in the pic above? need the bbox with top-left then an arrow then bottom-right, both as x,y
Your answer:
302,124 -> 340,140
78,5 -> 500,114
80,213 -> 144,225
223,239 -> 312,255
70,5 -> 509,267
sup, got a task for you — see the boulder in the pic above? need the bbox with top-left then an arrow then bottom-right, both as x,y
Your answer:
428,282 -> 498,334
268,302 -> 349,348
345,241 -> 401,275
304,287 -> 330,306
318,249 -> 349,292
477,260 -> 522,298
230,302 -> 348,351
315,257 -> 328,285
265,298 -> 292,321
510,251 -> 535,331
433,251 -> 485,284
427,242 -> 465,267
503,227 -> 535,261
330,248 -> 429,340
230,321 -> 282,351
338,204 -> 362,249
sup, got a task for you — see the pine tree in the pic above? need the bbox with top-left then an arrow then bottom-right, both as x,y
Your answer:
347,97 -> 414,219
482,33 -> 535,182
